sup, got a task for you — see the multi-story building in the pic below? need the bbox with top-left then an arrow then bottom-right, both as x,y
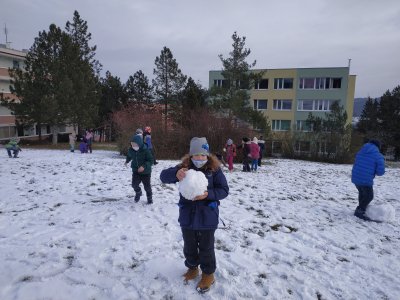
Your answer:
0,45 -> 27,140
209,67 -> 356,155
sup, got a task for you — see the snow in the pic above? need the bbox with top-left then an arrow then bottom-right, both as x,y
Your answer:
178,169 -> 208,200
366,204 -> 396,222
1,149 -> 400,300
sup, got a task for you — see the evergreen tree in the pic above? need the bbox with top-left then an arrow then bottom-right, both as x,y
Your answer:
99,71 -> 127,120
357,97 -> 380,135
306,101 -> 352,161
125,70 -> 153,104
171,77 -> 208,128
4,24 -> 73,141
152,47 -> 187,131
65,11 -> 101,131
378,85 -> 400,158
213,32 -> 269,134
66,10 -> 102,75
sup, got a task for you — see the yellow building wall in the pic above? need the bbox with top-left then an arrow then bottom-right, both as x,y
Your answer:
346,75 -> 356,125
250,69 -> 297,123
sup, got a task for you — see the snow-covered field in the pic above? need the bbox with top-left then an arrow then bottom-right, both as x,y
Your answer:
0,149 -> 399,300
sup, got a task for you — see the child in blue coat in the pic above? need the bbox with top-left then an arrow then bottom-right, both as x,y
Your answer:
160,137 -> 229,293
351,139 -> 385,220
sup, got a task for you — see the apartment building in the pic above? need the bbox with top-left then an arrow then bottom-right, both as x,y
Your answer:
209,67 -> 356,155
0,45 -> 27,140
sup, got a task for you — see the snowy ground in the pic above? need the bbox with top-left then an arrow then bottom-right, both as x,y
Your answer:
0,149 -> 399,300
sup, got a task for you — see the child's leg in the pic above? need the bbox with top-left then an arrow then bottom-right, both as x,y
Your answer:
7,149 -> 12,157
253,159 -> 258,171
182,229 -> 200,269
132,173 -> 142,201
141,174 -> 153,203
228,156 -> 233,171
198,229 -> 216,275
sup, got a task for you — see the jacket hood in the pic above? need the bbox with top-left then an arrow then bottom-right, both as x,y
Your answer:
359,142 -> 380,155
131,134 -> 144,148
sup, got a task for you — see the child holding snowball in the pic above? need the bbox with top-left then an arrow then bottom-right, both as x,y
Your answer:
160,137 -> 229,293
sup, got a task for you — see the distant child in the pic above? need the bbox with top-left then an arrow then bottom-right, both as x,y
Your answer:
257,135 -> 265,167
143,126 -> 158,165
69,132 -> 76,152
160,137 -> 229,293
250,137 -> 260,171
5,138 -> 22,158
224,138 -> 236,172
125,134 -> 153,204
237,137 -> 251,172
351,139 -> 385,221
85,129 -> 94,153
79,138 -> 88,153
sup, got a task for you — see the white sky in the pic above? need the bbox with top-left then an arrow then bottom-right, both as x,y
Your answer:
1,0 -> 399,97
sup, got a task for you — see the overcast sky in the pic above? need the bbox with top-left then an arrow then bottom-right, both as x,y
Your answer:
1,0 -> 399,97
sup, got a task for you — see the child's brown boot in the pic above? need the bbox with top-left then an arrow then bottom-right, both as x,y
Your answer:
183,267 -> 199,284
196,273 -> 215,293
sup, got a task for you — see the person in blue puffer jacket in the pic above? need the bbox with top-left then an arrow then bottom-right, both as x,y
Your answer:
351,139 -> 385,220
160,137 -> 229,293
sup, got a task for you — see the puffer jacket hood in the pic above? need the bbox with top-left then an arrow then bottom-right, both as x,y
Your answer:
131,134 -> 144,149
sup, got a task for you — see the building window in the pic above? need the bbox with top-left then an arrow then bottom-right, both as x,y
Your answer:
295,141 -> 311,153
0,125 -> 17,139
274,78 -> 293,89
214,79 -> 229,88
296,120 -> 313,131
297,99 -> 334,111
13,60 -> 20,69
272,141 -> 282,155
299,77 -> 342,90
273,99 -> 292,110
331,78 -> 341,89
254,79 -> 268,90
272,120 -> 291,131
254,99 -> 267,110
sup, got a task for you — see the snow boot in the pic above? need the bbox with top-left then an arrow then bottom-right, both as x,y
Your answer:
354,208 -> 372,221
196,273 -> 215,293
147,197 -> 153,205
134,191 -> 142,202
183,267 -> 199,284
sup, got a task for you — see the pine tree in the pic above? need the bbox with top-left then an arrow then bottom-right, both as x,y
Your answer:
4,24 -> 72,141
125,70 -> 153,104
99,71 -> 127,119
213,32 -> 269,134
152,47 -> 187,131
357,97 -> 380,135
378,85 -> 400,158
65,10 -> 101,132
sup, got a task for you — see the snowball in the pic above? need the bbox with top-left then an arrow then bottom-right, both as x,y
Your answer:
178,169 -> 208,200
366,204 -> 396,222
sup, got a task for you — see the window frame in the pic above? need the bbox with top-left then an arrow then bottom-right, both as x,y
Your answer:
254,99 -> 268,110
273,99 -> 292,111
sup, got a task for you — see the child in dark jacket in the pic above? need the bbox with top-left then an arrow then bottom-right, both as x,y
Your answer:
160,137 -> 229,293
125,134 -> 154,204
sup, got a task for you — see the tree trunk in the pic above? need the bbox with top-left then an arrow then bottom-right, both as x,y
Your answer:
52,125 -> 59,145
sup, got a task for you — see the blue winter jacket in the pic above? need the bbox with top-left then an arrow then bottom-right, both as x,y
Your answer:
160,165 -> 229,230
351,142 -> 385,186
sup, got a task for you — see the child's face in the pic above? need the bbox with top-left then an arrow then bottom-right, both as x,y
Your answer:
131,142 -> 139,148
192,154 -> 208,161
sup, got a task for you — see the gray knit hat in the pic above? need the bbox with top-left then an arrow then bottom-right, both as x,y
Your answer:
189,137 -> 210,156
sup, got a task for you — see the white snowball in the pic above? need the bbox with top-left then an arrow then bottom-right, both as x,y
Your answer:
178,169 -> 208,200
366,204 -> 396,222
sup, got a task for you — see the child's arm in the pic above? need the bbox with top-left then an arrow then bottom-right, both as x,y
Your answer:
160,166 -> 180,184
207,168 -> 229,201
